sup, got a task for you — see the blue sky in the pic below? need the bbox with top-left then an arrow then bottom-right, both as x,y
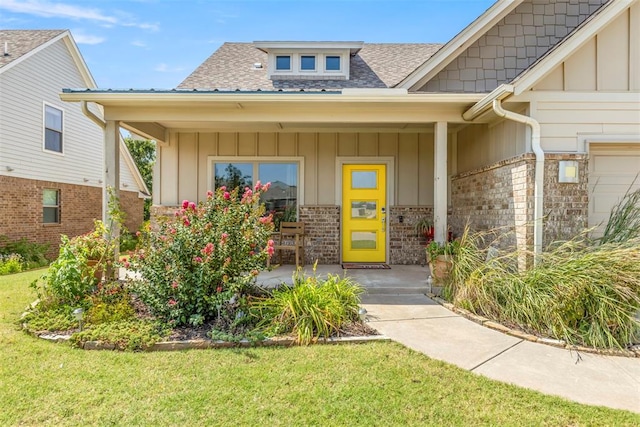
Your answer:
1,0 -> 495,88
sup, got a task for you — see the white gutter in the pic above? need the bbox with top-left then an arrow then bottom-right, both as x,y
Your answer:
491,99 -> 544,262
81,101 -> 106,129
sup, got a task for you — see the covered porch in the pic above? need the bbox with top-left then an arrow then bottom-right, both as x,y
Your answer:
60,89 -> 485,265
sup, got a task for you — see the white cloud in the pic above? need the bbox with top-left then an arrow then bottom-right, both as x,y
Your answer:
73,33 -> 105,45
154,63 -> 185,73
0,0 -> 159,30
131,40 -> 146,48
1,0 -> 117,23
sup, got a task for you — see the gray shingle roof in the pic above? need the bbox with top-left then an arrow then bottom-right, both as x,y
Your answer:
0,30 -> 65,69
178,42 -> 442,91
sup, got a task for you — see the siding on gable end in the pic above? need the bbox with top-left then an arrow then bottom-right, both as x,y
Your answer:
0,38 -> 140,192
419,0 -> 608,94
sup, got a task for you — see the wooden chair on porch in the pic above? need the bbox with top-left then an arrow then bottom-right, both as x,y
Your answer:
271,222 -> 306,267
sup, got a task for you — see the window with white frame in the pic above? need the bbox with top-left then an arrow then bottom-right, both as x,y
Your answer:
325,55 -> 341,71
300,55 -> 316,71
44,104 -> 63,153
275,55 -> 291,71
43,189 -> 60,224
213,160 -> 299,228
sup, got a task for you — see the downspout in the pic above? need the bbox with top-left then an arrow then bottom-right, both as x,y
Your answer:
81,101 -> 106,129
492,99 -> 544,262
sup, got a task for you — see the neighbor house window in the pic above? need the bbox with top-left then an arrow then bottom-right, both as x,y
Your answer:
43,189 -> 60,224
300,55 -> 316,71
213,160 -> 299,228
44,104 -> 63,153
275,55 -> 291,70
325,56 -> 341,71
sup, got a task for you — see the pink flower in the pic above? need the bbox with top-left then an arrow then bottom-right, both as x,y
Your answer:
259,215 -> 272,224
220,233 -> 229,245
171,281 -> 179,289
188,202 -> 196,211
268,239 -> 274,247
202,242 -> 214,255
174,211 -> 180,217
249,251 -> 255,256
216,286 -> 223,293
193,256 -> 203,263
182,200 -> 189,209
267,246 -> 275,257
207,190 -> 213,198
168,299 -> 177,306
183,217 -> 190,226
136,231 -> 141,237
123,261 -> 130,268
223,192 -> 230,200
219,186 -> 226,192
254,180 -> 262,191
263,182 -> 271,191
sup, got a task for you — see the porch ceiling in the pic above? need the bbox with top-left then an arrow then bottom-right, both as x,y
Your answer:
60,90 -> 485,134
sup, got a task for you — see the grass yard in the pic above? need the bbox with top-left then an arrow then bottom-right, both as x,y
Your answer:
1,270 -> 639,426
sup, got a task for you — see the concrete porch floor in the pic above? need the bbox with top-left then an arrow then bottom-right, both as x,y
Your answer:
256,264 -> 431,294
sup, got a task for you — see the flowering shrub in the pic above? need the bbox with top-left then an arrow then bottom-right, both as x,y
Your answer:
0,253 -> 23,275
130,183 -> 275,326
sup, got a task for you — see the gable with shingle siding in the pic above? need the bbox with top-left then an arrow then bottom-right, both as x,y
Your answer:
419,0 -> 610,93
178,42 -> 442,91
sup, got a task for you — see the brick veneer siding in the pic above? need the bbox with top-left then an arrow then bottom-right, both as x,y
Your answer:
421,0 -> 608,93
298,205 -> 341,264
119,190 -> 145,234
451,153 -> 589,251
0,175 -> 144,258
389,206 -> 433,265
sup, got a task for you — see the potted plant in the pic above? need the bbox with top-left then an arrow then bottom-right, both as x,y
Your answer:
414,217 -> 434,242
426,239 -> 460,288
69,220 -> 115,282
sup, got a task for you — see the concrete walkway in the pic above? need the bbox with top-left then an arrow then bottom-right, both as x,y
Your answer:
362,294 -> 640,413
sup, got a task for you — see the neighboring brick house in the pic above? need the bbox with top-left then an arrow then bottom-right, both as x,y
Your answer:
0,30 -> 149,257
62,0 -> 639,265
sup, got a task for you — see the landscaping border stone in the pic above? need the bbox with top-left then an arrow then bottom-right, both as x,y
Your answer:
427,293 -> 640,358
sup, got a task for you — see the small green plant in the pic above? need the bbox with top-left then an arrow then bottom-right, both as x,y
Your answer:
253,265 -> 364,344
22,304 -> 79,333
426,239 -> 460,262
69,320 -> 170,351
0,253 -> 23,275
85,282 -> 135,325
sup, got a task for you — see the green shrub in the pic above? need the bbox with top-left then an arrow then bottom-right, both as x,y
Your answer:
86,282 -> 135,325
600,187 -> 640,244
69,320 -> 170,351
253,268 -> 364,345
119,231 -> 138,253
31,236 -> 96,306
450,230 -> 640,349
130,184 -> 275,327
0,236 -> 49,269
0,254 -> 23,275
22,305 -> 79,333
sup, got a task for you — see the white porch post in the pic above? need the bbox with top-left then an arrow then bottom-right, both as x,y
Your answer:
104,120 -> 120,274
434,121 -> 448,243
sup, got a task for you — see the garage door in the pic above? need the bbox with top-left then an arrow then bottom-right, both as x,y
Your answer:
588,144 -> 640,236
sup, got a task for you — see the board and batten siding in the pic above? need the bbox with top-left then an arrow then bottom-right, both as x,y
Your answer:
455,116 -> 528,174
0,38 -> 138,191
157,131 -> 450,207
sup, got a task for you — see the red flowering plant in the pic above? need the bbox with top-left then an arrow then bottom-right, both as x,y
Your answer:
129,182 -> 275,327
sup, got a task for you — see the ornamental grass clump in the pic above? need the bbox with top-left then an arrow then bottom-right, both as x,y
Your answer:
253,266 -> 364,345
130,183 -> 275,327
449,228 -> 640,349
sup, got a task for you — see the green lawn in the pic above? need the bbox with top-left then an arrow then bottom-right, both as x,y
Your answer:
1,270 -> 639,426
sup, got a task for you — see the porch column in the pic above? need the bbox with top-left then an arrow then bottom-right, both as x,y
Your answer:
104,120 -> 121,271
433,121 -> 448,243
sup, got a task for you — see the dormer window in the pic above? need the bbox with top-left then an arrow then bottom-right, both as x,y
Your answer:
254,41 -> 363,81
300,55 -> 316,71
275,55 -> 291,71
325,56 -> 341,71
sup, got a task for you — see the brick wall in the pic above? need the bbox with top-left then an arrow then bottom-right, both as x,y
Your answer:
0,175 -> 143,258
451,153 -> 589,251
389,206 -> 433,265
299,205 -> 341,264
421,0 -> 608,93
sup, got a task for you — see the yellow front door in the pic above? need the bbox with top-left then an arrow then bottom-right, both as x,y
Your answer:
342,164 -> 386,263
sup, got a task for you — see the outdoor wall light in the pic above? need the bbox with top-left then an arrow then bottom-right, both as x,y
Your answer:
358,307 -> 368,322
558,160 -> 579,183
73,307 -> 84,331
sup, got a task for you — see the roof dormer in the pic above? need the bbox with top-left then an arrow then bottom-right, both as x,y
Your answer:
253,41 -> 363,81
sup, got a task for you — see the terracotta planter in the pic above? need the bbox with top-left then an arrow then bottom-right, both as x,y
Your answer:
86,259 -> 104,282
429,254 -> 453,284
